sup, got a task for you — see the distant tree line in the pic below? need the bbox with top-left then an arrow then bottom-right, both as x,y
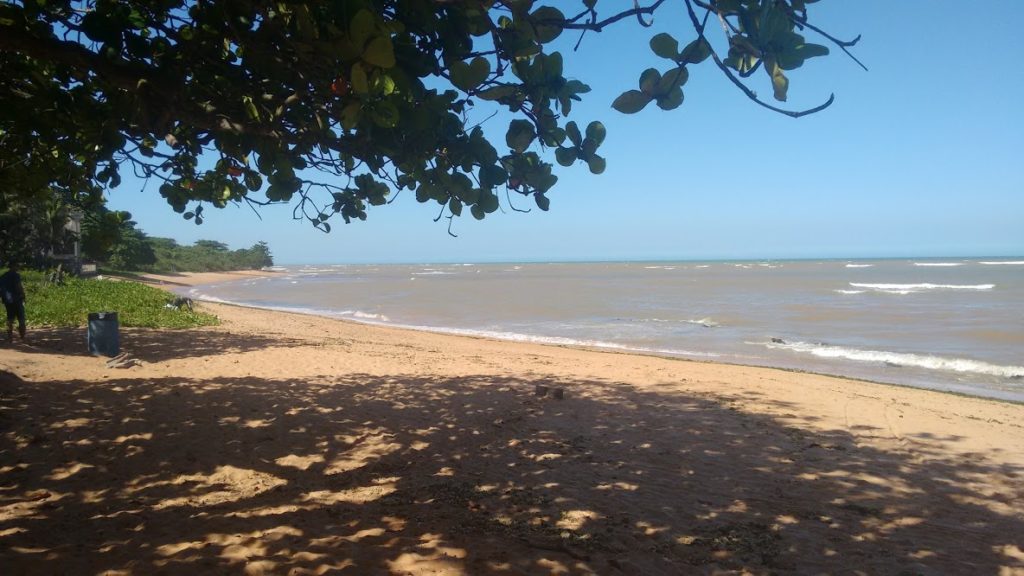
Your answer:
1,189 -> 271,273
140,238 -> 274,273
80,211 -> 272,272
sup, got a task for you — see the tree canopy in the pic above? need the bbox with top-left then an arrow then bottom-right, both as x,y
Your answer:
0,0 -> 859,235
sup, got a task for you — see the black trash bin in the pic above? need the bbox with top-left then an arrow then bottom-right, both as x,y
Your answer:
87,312 -> 120,357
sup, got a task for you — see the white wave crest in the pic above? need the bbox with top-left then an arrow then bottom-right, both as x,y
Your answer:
845,264 -> 874,268
834,289 -> 865,295
913,262 -> 963,267
341,310 -> 390,322
849,282 -> 995,295
765,341 -> 1024,379
638,317 -> 718,327
686,318 -> 719,327
644,265 -> 677,270
979,261 -> 1024,265
412,326 -> 721,358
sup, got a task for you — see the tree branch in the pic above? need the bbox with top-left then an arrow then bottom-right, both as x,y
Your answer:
787,15 -> 868,72
683,0 -> 834,118
0,23 -> 149,91
556,0 -> 668,32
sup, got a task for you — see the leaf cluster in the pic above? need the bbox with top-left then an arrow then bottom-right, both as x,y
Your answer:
0,0 -> 852,232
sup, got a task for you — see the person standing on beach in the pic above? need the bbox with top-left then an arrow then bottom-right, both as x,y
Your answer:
0,262 -> 27,343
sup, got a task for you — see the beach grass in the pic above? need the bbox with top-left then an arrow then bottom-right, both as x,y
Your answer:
21,271 -> 218,329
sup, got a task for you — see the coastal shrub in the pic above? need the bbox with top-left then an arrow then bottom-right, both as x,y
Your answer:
21,271 -> 218,329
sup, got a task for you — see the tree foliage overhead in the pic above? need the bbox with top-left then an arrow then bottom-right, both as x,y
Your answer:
0,0 -> 858,233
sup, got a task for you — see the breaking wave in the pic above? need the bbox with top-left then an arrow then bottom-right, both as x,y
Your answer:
764,340 -> 1024,379
849,282 -> 995,295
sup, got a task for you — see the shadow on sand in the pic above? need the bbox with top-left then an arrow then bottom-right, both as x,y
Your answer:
0,366 -> 1021,574
15,326 -> 310,362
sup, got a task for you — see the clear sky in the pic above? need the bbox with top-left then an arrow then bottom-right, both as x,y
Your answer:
105,1 -> 1024,264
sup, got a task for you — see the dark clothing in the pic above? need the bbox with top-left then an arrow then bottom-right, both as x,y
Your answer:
5,301 -> 26,332
0,269 -> 26,340
0,270 -> 25,304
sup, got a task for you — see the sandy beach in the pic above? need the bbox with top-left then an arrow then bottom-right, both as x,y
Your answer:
1,274 -> 1022,574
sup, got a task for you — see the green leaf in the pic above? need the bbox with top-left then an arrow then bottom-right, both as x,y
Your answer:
778,42 -> 830,70
351,63 -> 369,94
799,43 -> 830,59
639,68 -> 661,95
650,33 -> 679,60
451,57 -> 491,91
656,87 -> 684,110
680,37 -> 712,64
657,67 -> 688,94
370,101 -> 399,128
242,96 -> 260,121
612,90 -> 653,114
479,192 -> 499,213
471,204 -> 486,220
479,164 -> 508,188
449,197 -> 462,217
350,9 -> 375,49
586,154 -> 606,174
585,121 -> 606,147
505,120 -> 535,153
767,60 -> 788,101
565,121 -> 582,146
555,147 -> 577,167
530,6 -> 564,44
363,36 -> 395,68
244,172 -> 262,192
476,85 -> 516,101
340,102 -> 361,130
534,193 -> 550,211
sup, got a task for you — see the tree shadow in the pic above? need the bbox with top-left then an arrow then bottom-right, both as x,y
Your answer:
13,327 -> 310,362
0,369 -> 1021,574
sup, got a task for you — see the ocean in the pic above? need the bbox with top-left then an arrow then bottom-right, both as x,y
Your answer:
184,258 -> 1024,402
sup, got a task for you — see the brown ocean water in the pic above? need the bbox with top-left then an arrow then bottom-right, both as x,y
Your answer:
186,259 -> 1024,402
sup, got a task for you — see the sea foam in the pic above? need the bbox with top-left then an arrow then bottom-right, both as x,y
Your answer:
765,341 -> 1024,379
845,264 -> 874,268
849,282 -> 995,295
979,261 -> 1024,265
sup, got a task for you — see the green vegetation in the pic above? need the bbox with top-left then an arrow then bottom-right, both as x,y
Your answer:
139,239 -> 273,274
1,1 -> 857,237
22,271 -> 218,329
75,204 -> 273,273
82,222 -> 274,273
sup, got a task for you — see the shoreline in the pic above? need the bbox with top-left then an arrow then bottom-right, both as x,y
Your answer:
1,296 -> 1022,573
198,296 -> 1024,408
174,271 -> 1024,406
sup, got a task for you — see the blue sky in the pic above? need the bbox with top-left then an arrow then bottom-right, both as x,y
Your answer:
106,1 -> 1024,264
